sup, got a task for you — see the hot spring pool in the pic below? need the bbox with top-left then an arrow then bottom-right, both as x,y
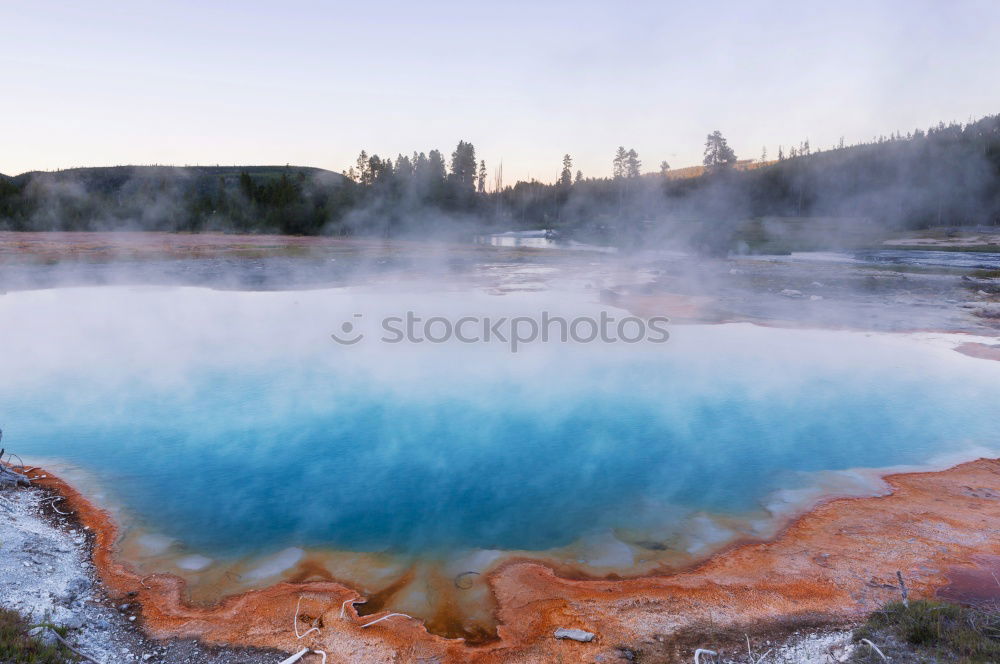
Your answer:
1,285 -> 998,629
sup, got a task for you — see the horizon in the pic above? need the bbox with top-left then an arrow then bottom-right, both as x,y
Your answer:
3,0 -> 1000,184
1,107 -> 993,187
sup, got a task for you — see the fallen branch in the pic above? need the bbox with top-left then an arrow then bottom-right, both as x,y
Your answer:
4,451 -> 26,470
0,450 -> 30,488
0,467 -> 29,487
293,596 -> 321,639
277,647 -> 310,664
896,570 -> 909,608
48,496 -> 71,515
860,638 -> 888,661
360,613 -> 409,628
744,634 -> 771,664
694,648 -> 717,664
30,624 -> 103,664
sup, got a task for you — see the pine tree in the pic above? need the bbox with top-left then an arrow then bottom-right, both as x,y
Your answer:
355,150 -> 370,184
626,149 -> 641,178
415,150 -> 445,201
366,154 -> 392,185
427,150 -> 446,182
449,141 -> 477,191
477,160 -> 487,194
613,146 -> 627,179
703,131 -> 737,172
559,154 -> 573,187
394,153 -> 413,178
659,160 -> 670,177
575,170 -> 583,184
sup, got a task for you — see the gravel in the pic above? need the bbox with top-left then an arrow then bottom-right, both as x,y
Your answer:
0,484 -> 283,664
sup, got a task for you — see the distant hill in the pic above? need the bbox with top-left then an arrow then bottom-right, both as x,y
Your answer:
1,165 -> 350,235
11,165 -> 343,188
665,159 -> 768,180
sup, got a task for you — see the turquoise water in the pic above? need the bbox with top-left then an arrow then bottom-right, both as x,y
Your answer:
4,340 -> 999,560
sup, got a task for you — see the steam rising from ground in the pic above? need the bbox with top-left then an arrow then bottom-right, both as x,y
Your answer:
4,115 -> 998,248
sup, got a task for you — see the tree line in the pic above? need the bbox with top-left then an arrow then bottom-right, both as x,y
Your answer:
1,114 -> 998,249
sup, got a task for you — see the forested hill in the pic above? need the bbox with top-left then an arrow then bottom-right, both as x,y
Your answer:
1,113 -> 999,245
0,165 -> 347,235
7,165 -> 342,188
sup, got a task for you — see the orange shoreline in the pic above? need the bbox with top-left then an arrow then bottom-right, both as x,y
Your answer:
17,457 -> 1000,663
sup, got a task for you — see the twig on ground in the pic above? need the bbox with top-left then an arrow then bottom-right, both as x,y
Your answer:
0,454 -> 31,488
277,647 -> 310,664
694,648 -> 717,664
48,496 -> 71,515
312,650 -> 327,663
360,613 -> 409,628
30,624 -> 104,664
896,570 -> 909,607
294,596 -> 321,639
860,638 -> 888,661
744,634 -> 771,663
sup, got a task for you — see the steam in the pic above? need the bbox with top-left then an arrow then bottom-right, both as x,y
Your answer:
2,114 -> 998,253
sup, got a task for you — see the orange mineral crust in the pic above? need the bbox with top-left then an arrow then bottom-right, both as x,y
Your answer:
31,458 -> 1000,663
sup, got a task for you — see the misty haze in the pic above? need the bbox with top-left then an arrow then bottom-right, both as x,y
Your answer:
2,3 -> 1000,664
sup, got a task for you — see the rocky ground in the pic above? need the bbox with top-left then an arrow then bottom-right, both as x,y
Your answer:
0,483 -> 282,664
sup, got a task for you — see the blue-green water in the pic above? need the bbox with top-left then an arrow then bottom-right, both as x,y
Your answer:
4,340 -> 999,559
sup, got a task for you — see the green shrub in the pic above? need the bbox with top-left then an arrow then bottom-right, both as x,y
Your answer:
0,609 -> 72,663
853,600 -> 1000,663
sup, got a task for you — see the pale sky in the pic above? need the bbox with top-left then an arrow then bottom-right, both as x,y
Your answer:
2,0 -> 999,183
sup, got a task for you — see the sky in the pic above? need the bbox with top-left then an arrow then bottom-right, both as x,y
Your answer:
2,0 -> 999,184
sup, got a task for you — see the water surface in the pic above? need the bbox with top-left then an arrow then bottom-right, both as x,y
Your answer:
1,285 -> 998,629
